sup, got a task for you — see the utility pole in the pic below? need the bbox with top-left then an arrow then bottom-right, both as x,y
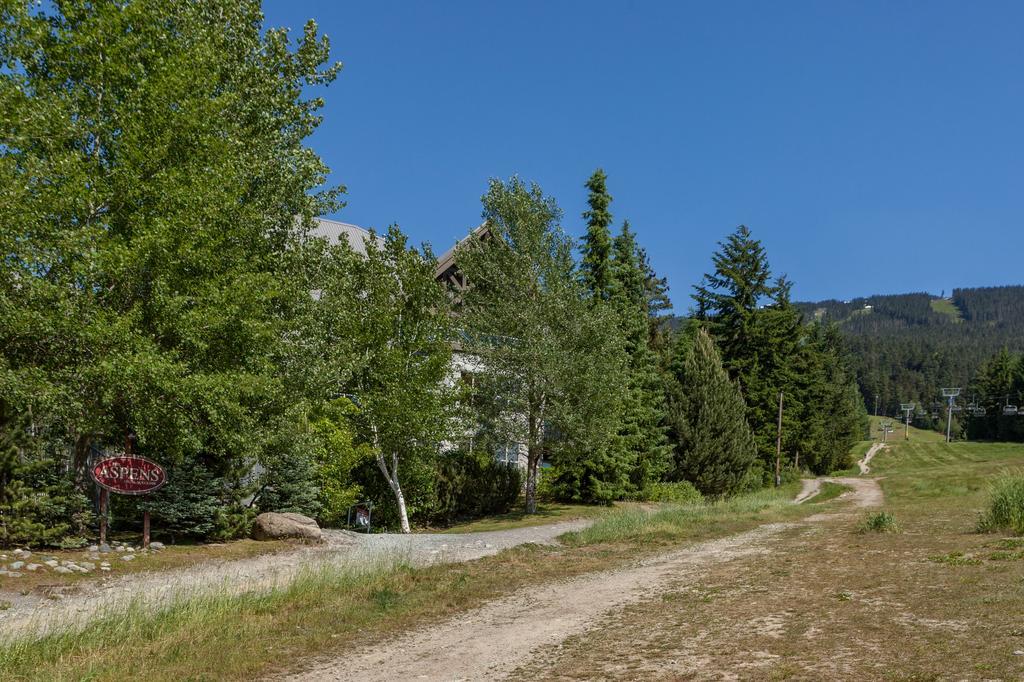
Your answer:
941,388 -> 961,443
900,403 -> 915,441
881,421 -> 893,443
775,391 -> 783,487
874,394 -> 879,417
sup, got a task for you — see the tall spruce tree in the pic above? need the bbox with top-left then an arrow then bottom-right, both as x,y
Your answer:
692,227 -> 793,468
691,227 -> 862,475
668,329 -> 756,497
611,221 -> 672,491
580,169 -> 615,300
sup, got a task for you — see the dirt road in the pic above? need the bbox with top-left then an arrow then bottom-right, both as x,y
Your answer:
289,478 -> 884,682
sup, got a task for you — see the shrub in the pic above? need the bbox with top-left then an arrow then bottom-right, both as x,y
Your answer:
134,458 -> 228,541
857,511 -> 900,534
640,481 -> 702,505
306,401 -> 373,527
0,418 -> 93,548
432,450 -> 523,525
977,471 -> 1024,535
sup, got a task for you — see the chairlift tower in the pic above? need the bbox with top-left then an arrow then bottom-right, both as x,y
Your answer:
900,403 -> 915,440
880,421 -> 894,443
941,388 -> 961,443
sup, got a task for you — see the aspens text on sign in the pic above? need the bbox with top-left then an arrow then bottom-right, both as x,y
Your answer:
91,455 -> 167,495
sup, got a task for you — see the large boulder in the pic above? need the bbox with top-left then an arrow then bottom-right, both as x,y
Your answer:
252,512 -> 323,542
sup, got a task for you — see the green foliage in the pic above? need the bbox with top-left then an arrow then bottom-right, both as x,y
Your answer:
794,286 -> 1024,428
0,1 -> 342,540
667,329 -> 757,497
0,409 -> 93,548
977,471 -> 1024,535
968,349 -> 1024,443
639,481 -> 702,504
580,169 -> 615,300
458,177 -> 628,511
433,450 -> 523,525
317,227 -> 454,532
691,226 -> 863,477
135,459 -> 230,541
306,400 -> 374,527
254,419 -> 322,519
609,220 -> 672,493
857,511 -> 900,534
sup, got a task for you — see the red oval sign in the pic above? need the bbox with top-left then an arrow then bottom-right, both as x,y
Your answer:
91,455 -> 167,495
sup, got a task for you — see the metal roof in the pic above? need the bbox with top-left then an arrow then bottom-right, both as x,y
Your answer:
309,218 -> 382,256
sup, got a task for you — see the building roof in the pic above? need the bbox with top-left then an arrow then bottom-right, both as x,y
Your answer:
309,218 -> 382,255
435,223 -> 490,281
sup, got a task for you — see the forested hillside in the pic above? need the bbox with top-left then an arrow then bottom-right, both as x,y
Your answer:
793,286 -> 1024,428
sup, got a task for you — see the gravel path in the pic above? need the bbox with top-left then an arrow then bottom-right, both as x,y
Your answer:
0,519 -> 591,637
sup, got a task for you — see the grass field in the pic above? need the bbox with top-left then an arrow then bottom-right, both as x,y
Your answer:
517,438 -> 1024,680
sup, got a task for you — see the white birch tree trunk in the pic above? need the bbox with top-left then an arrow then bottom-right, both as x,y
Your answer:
376,451 -> 411,533
372,424 -> 411,533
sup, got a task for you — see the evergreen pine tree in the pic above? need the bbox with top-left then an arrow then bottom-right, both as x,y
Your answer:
668,329 -> 756,497
580,169 -> 615,300
692,227 -> 795,468
611,221 -> 672,491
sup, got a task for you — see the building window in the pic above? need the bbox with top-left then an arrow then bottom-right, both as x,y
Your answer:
495,443 -> 519,465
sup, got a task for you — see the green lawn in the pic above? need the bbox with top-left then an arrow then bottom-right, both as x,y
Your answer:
867,414 -> 946,443
870,439 -> 1024,506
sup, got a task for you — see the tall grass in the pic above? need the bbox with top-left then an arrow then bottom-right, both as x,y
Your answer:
977,470 -> 1024,536
562,484 -> 799,546
857,511 -> 900,534
0,552 -> 413,681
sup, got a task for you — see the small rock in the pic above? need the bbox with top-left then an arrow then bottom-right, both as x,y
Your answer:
9,561 -> 24,570
53,566 -> 72,574
121,554 -> 135,562
87,545 -> 99,552
115,546 -> 125,553
6,572 -> 21,578
1015,650 -> 1024,656
43,560 -> 59,568
99,543 -> 111,553
149,541 -> 165,550
79,562 -> 95,571
127,546 -> 135,553
100,566 -> 111,571
26,564 -> 41,572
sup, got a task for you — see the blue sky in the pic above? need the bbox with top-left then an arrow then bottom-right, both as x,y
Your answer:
263,1 -> 1023,307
